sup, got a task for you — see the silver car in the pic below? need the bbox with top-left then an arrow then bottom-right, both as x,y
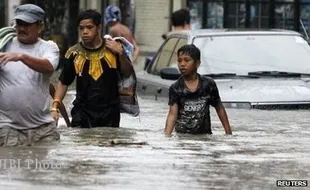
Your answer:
137,29 -> 310,109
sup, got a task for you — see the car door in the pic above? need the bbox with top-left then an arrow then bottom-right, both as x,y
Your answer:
167,38 -> 187,69
148,37 -> 179,75
148,36 -> 187,75
140,36 -> 188,97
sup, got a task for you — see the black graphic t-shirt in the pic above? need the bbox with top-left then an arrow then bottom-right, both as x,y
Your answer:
168,74 -> 221,134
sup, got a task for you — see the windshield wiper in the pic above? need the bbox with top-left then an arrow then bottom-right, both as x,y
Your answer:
204,73 -> 236,78
248,71 -> 309,78
203,73 -> 259,79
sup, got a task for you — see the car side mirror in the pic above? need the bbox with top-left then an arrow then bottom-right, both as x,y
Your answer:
161,33 -> 167,40
160,67 -> 180,80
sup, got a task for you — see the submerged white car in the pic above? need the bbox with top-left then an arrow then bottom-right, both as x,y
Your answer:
137,29 -> 310,109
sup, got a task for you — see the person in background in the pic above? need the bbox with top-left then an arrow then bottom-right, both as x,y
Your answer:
105,5 -> 140,64
0,4 -> 61,146
162,8 -> 191,40
164,44 -> 232,136
51,9 -> 134,128
171,8 -> 191,32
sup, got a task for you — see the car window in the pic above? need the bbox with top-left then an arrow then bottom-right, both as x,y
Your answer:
169,38 -> 187,68
151,38 -> 179,75
193,34 -> 310,75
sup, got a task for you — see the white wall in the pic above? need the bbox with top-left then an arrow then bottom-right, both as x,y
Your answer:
79,0 -> 102,12
173,0 -> 183,12
135,0 -> 170,52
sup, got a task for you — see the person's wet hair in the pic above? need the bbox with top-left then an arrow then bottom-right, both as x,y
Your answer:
171,9 -> 190,27
177,44 -> 200,62
77,9 -> 101,26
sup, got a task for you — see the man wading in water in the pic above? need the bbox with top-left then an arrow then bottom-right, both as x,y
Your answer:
0,4 -> 62,146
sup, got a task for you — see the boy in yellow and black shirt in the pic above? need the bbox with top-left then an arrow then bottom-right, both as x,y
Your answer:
52,9 -> 136,128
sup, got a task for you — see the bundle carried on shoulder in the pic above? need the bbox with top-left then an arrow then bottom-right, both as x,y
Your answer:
0,26 -> 16,52
103,35 -> 139,116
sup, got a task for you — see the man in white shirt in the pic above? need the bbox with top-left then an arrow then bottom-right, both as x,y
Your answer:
0,4 -> 60,146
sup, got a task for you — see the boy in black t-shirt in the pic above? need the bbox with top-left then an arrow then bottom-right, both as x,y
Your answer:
51,10 -> 134,128
164,44 -> 232,135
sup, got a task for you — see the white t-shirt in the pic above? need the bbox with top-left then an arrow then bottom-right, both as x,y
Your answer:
0,37 -> 59,129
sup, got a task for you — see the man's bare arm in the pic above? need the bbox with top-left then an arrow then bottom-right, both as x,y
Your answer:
164,103 -> 178,136
131,38 -> 140,63
0,53 -> 54,73
109,27 -> 121,38
215,103 -> 232,135
20,54 -> 55,73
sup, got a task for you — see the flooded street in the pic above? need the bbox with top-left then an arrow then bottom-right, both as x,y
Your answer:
0,94 -> 310,190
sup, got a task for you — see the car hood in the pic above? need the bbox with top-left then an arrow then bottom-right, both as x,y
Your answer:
137,71 -> 310,108
218,78 -> 310,102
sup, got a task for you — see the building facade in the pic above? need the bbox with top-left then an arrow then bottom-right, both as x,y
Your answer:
2,0 -> 310,54
120,0 -> 310,52
187,0 -> 310,37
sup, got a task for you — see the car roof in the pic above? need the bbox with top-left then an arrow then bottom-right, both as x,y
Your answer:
168,28 -> 303,39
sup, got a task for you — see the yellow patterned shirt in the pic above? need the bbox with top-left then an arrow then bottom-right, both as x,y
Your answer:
58,41 -> 122,127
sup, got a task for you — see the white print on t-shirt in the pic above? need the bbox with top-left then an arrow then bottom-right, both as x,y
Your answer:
184,99 -> 207,112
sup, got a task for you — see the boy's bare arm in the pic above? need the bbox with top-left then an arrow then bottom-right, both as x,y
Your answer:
51,81 -> 69,122
49,83 -> 70,127
215,103 -> 232,135
164,103 -> 178,136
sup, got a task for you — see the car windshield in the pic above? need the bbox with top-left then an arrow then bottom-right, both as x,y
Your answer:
193,34 -> 310,75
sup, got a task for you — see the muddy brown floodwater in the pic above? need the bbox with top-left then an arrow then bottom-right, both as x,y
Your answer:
0,92 -> 309,190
